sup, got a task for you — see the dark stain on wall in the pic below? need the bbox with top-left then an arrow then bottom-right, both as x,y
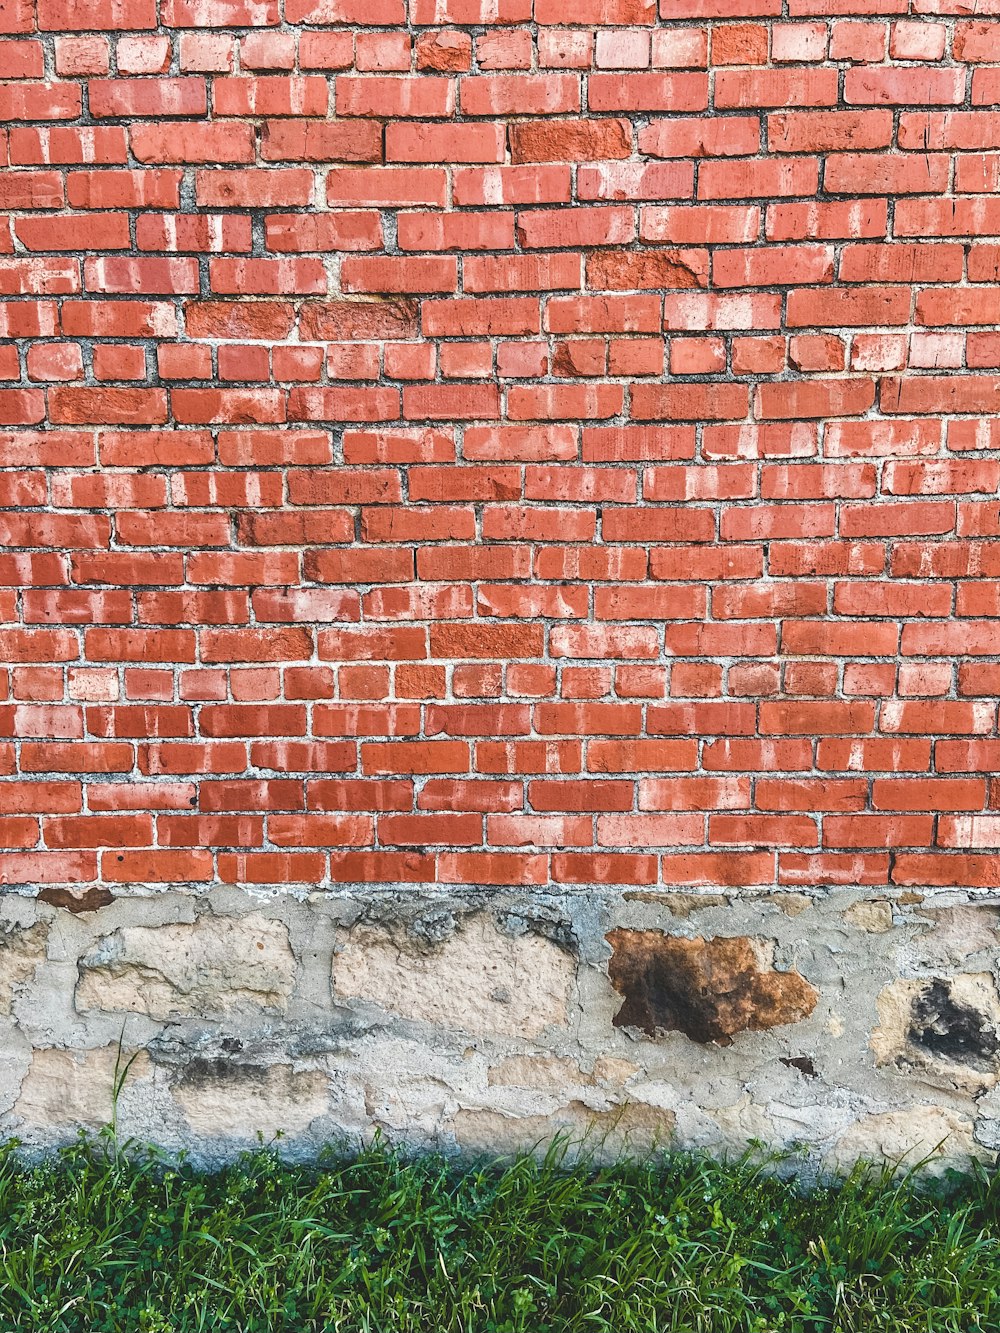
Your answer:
908,980 -> 1000,1071
606,930 -> 818,1046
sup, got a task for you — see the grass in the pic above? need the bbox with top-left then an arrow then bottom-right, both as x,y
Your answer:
0,1132 -> 997,1332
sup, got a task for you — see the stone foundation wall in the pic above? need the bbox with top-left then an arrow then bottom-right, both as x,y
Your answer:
4,884 -> 998,1174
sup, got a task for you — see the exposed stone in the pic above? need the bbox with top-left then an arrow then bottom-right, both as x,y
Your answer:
766,894 -> 812,918
4,884 -> 999,1171
592,1056 -> 641,1085
623,892 -> 729,915
872,974 -> 1000,1092
334,911 -> 575,1039
830,1108 -> 984,1176
917,906 -> 1000,967
489,1054 -> 585,1092
174,1060 -> 328,1138
0,922 -> 46,1016
911,980 -> 1000,1067
606,930 -> 818,1045
844,900 -> 893,933
15,1046 -> 152,1129
76,914 -> 296,1018
453,1100 -> 675,1161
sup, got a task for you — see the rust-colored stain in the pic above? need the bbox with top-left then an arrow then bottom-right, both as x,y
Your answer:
606,930 -> 818,1046
38,887 -> 114,914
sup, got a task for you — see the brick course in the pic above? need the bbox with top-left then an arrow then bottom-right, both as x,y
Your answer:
0,0 -> 999,895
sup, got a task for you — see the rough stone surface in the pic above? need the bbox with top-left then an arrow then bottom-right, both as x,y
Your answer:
844,901 -> 894,934
15,1047 -> 153,1130
917,907 -> 1000,968
872,975 -> 1000,1093
76,915 -> 297,1019
174,1062 -> 329,1140
334,911 -> 575,1040
0,887 -> 996,1175
454,1101 -> 676,1162
830,1109 -> 986,1178
606,930 -> 818,1045
0,923 -> 46,1017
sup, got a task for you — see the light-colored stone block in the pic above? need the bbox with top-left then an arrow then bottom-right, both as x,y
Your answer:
174,1062 -> 328,1139
15,1046 -> 152,1129
76,914 -> 296,1018
0,923 -> 47,1016
334,911 -> 575,1039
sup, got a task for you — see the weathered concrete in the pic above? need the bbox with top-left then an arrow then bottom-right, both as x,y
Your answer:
2,885 -> 999,1175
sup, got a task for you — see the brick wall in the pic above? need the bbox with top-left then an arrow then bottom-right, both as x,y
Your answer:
1,0 -> 999,900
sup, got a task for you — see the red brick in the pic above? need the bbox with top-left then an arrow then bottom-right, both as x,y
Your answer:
461,74 -> 580,115
260,121 -> 381,163
213,76 -> 327,116
716,68 -> 837,107
416,30 -> 471,71
824,816 -> 935,849
386,123 -> 504,164
68,170 -> 181,210
578,160 -> 693,201
89,77 -> 205,117
336,75 -> 452,119
768,110 -> 892,152
131,122 -> 254,163
639,117 -> 758,159
588,72 -> 708,110
327,167 -> 448,207
196,168 -> 312,208
845,66 -> 964,105
452,164 -> 571,205
699,157 -> 819,199
509,119 -> 631,163
825,153 -> 949,194
0,0 -> 993,896
712,245 -> 833,287
0,82 -> 81,120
